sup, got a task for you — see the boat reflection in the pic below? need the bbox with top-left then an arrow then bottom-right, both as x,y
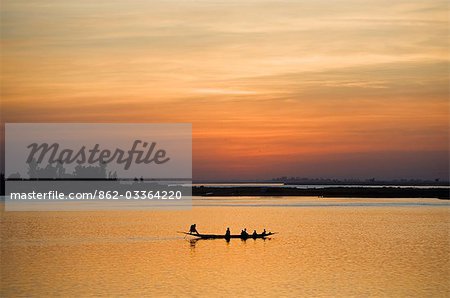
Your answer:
186,236 -> 272,248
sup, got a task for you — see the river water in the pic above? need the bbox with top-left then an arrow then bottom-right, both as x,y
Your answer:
1,197 -> 449,297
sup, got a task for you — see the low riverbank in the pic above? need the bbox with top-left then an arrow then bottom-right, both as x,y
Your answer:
192,186 -> 450,199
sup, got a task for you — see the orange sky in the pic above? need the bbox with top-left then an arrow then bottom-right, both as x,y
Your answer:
1,0 -> 448,180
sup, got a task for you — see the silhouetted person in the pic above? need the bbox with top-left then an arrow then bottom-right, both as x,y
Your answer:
225,227 -> 231,238
261,229 -> 267,236
241,228 -> 248,239
252,230 -> 257,238
189,224 -> 199,235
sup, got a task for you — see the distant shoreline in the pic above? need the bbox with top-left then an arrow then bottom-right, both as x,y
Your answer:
192,186 -> 450,200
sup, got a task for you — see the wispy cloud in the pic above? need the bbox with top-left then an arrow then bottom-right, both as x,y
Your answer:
192,88 -> 258,95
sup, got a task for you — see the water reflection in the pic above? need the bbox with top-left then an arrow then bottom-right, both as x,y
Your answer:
187,236 -> 272,250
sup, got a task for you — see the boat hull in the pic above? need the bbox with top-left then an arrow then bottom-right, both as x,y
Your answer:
181,232 -> 275,239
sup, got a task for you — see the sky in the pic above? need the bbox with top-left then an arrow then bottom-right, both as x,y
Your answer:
1,0 -> 449,181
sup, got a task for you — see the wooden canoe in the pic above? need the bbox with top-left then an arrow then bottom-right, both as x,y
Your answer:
179,232 -> 276,239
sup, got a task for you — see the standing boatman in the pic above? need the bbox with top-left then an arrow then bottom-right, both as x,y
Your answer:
189,224 -> 199,235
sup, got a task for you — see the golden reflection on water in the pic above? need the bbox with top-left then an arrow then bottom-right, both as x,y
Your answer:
1,197 -> 449,297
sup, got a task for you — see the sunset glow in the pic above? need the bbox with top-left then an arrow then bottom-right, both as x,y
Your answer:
1,0 -> 448,180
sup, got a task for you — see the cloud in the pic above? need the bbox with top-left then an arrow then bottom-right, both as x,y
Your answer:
192,88 -> 258,95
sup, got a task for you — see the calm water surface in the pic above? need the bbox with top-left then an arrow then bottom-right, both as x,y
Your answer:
1,197 -> 449,297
